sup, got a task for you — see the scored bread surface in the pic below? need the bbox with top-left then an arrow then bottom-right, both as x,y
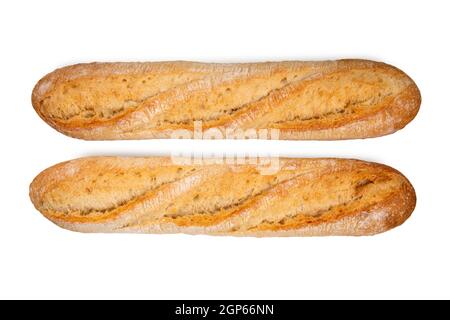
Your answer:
29,157 -> 416,236
32,60 -> 421,140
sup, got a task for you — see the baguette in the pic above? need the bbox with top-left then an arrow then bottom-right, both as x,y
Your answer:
29,157 -> 416,236
32,59 -> 420,140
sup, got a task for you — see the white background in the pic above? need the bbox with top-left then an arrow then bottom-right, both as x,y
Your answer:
0,0 -> 448,299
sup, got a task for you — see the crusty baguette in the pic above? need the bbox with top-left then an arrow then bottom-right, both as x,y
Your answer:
29,157 -> 416,236
32,60 -> 420,140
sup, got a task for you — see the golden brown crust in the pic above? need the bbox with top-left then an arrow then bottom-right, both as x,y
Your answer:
32,60 -> 420,140
29,157 -> 416,236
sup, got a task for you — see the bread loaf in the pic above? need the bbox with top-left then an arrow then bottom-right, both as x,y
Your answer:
32,60 -> 420,140
29,157 -> 416,236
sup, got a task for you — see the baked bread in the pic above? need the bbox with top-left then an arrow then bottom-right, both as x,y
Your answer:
32,59 -> 420,140
29,157 -> 416,236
